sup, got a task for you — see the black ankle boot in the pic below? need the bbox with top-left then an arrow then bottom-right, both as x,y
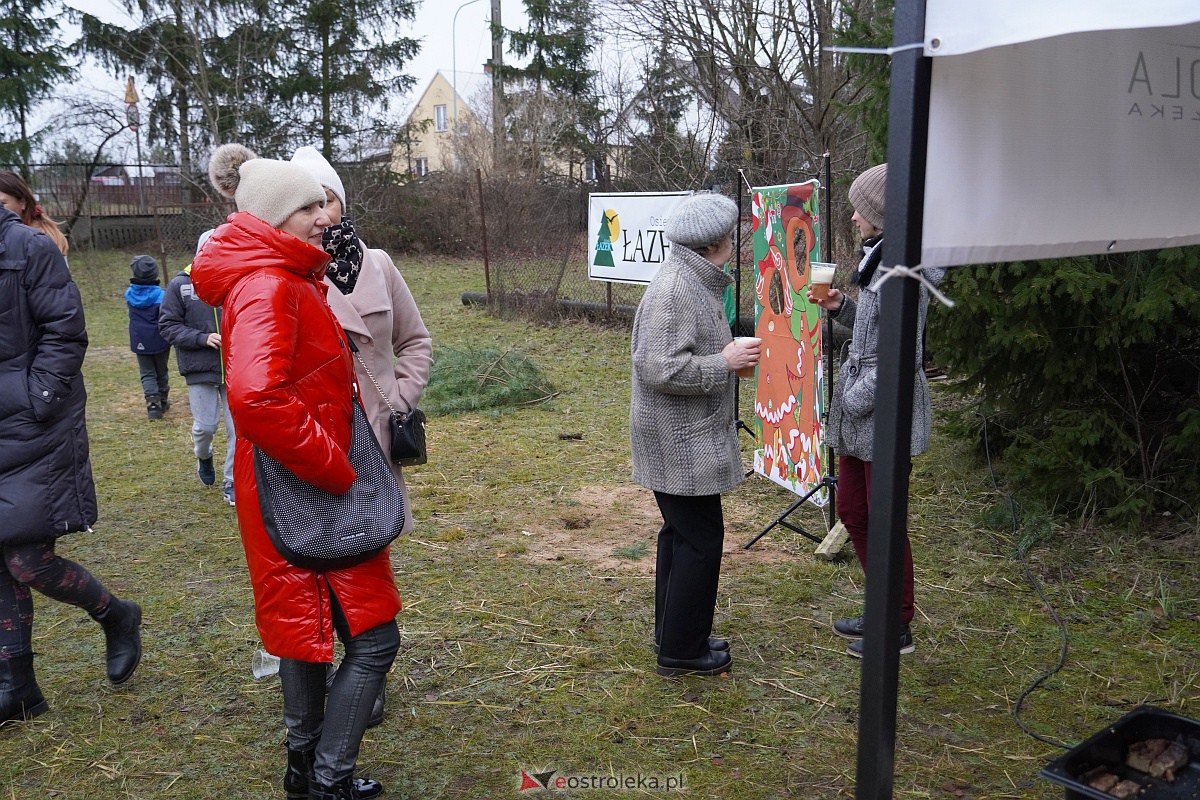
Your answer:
284,747 -> 315,800
91,598 -> 142,684
287,748 -> 383,800
309,775 -> 384,799
0,654 -> 49,724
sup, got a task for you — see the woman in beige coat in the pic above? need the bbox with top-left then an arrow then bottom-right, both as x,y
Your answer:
291,146 -> 433,732
291,147 -> 432,530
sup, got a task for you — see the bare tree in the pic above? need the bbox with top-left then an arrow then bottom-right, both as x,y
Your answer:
601,0 -> 884,255
36,97 -> 133,230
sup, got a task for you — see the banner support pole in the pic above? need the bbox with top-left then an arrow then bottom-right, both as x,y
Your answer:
822,153 -> 838,531
734,170 -> 754,443
856,0 -> 931,797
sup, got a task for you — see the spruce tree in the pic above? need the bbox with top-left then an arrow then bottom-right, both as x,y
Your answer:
835,0 -> 1199,528
0,0 -> 73,173
500,0 -> 600,179
274,0 -> 419,159
930,250 -> 1200,527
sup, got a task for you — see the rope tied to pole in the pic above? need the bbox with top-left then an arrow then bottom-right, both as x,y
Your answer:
874,263 -> 956,308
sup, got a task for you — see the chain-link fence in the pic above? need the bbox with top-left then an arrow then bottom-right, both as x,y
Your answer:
472,173 -> 644,324
13,161 -> 765,329
474,176 -> 760,328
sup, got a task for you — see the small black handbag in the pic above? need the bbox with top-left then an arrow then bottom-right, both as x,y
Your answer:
254,399 -> 406,571
388,407 -> 428,466
356,351 -> 428,467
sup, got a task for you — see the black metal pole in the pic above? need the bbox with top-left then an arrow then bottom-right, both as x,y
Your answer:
734,171 -> 745,422
735,170 -> 745,337
855,1 -> 931,799
822,152 -> 837,528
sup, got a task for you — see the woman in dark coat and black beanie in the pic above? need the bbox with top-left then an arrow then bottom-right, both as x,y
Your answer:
0,203 -> 143,724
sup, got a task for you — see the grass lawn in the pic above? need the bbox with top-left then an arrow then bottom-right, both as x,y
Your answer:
1,245 -> 1195,799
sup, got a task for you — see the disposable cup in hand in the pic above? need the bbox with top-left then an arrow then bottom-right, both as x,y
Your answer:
810,262 -> 837,302
252,649 -> 280,680
734,336 -> 761,379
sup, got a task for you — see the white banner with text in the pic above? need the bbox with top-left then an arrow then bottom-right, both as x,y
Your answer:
587,192 -> 691,285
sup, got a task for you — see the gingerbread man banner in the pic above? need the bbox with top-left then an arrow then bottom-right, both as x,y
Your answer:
748,180 -> 828,505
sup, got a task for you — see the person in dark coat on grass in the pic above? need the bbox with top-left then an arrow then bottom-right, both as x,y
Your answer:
0,206 -> 143,724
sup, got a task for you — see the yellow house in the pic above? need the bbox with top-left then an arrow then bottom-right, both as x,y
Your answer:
392,71 -> 492,177
391,70 -> 628,184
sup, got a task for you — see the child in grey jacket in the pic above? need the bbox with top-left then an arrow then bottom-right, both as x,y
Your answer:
158,232 -> 236,505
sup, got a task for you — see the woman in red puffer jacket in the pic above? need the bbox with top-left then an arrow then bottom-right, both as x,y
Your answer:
191,144 -> 397,800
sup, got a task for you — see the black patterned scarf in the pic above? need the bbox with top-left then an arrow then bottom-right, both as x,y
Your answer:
322,217 -> 364,295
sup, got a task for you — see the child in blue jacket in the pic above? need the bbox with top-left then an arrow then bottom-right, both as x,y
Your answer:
125,255 -> 172,419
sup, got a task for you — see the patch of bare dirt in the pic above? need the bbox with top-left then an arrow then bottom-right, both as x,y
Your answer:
518,484 -> 808,573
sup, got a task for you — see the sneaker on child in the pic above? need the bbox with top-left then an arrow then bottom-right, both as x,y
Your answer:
197,456 -> 216,486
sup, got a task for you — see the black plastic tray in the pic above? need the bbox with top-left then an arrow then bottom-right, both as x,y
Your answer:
1041,706 -> 1200,799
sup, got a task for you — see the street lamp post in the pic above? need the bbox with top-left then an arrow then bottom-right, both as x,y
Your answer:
452,0 -> 485,132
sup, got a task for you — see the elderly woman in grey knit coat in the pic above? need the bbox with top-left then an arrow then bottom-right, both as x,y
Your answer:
808,163 -> 944,659
630,192 -> 760,677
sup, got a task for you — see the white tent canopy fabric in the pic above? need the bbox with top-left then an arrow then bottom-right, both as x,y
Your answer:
919,17 -> 1200,269
923,0 -> 1200,56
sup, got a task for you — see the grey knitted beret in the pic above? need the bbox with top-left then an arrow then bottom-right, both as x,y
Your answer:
848,163 -> 887,231
664,192 -> 739,249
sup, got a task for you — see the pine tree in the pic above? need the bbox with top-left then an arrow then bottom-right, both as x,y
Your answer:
275,0 -> 419,159
0,0 -> 73,174
625,54 -> 700,191
75,0 -> 249,197
500,0 -> 600,179
929,249 -> 1200,527
833,0 -> 894,164
835,0 -> 1199,528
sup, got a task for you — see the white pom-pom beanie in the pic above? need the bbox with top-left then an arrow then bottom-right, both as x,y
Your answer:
208,143 -> 325,228
290,146 -> 346,209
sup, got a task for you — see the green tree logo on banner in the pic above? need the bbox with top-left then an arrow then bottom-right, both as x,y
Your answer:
593,209 -> 619,267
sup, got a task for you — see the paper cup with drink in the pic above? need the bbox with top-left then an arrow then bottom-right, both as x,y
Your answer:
733,336 -> 761,378
809,262 -> 837,303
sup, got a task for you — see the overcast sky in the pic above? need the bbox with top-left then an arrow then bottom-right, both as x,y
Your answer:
56,0 -> 528,117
